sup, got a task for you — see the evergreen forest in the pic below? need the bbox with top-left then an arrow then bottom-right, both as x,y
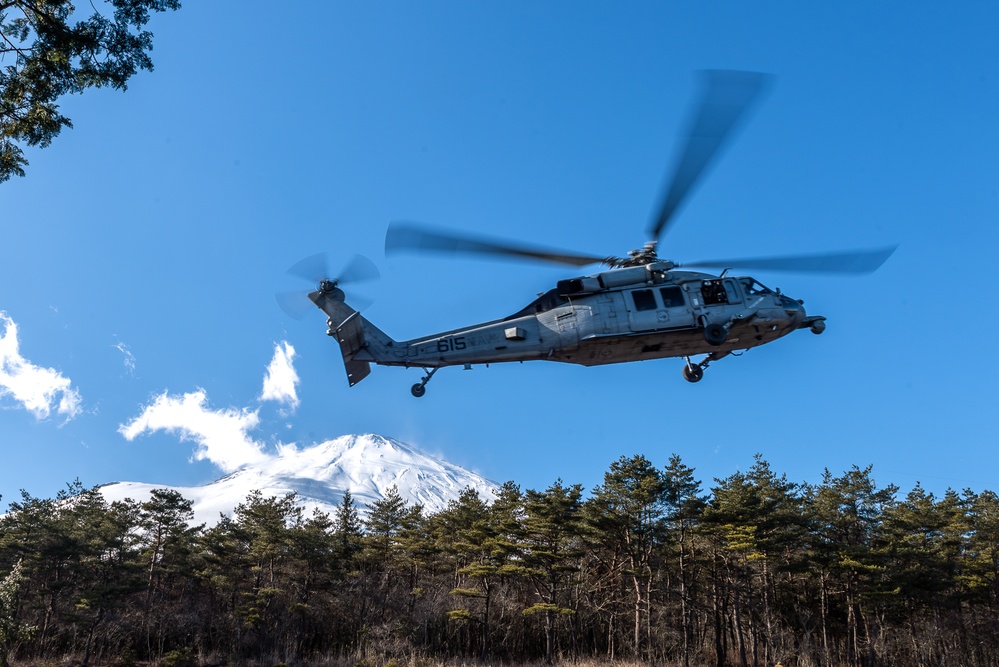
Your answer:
2,454 -> 998,667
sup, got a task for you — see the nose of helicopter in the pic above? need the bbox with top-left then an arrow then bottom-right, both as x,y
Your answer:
780,294 -> 807,328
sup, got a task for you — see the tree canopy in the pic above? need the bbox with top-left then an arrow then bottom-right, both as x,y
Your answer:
2,459 -> 998,666
0,0 -> 180,183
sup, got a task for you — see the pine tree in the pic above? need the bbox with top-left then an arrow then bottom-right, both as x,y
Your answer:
0,561 -> 28,667
287,508 -> 335,661
588,454 -> 668,659
231,490 -> 302,654
58,487 -> 142,666
438,485 -> 522,660
363,485 -> 424,632
662,454 -> 706,667
520,479 -> 585,664
809,466 -> 897,667
333,490 -> 363,569
0,0 -> 181,181
136,489 -> 201,661
701,469 -> 761,667
138,488 -> 197,597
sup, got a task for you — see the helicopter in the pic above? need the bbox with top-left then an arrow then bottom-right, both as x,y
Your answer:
285,70 -> 895,398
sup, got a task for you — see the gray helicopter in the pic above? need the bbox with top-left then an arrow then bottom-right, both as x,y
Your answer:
285,71 -> 895,397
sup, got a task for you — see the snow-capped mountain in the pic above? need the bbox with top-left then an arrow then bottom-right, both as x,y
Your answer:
99,434 -> 498,526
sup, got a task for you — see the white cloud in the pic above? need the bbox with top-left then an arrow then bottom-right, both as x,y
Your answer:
259,341 -> 299,411
114,339 -> 136,375
119,389 -> 271,473
0,312 -> 82,422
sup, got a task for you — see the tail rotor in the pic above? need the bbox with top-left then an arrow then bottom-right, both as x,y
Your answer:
276,253 -> 379,319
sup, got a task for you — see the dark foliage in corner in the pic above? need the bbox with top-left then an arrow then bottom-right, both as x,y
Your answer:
0,0 -> 180,182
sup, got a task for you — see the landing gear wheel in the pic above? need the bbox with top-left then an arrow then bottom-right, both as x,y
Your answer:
703,323 -> 727,346
810,320 -> 826,335
682,364 -> 704,383
411,366 -> 440,397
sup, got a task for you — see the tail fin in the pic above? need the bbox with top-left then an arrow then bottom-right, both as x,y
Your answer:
309,285 -> 395,387
330,311 -> 372,386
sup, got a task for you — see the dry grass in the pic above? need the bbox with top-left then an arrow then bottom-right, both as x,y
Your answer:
10,655 -> 675,667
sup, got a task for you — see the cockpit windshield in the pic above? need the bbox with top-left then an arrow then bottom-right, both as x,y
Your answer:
740,278 -> 772,296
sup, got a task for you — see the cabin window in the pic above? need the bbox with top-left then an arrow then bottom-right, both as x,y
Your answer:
701,280 -> 729,305
632,289 -> 657,311
659,286 -> 685,308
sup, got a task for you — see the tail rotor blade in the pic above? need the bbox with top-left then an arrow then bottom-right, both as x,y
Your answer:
279,253 -> 379,318
286,253 -> 379,286
336,254 -> 380,284
286,253 -> 330,285
276,291 -> 316,320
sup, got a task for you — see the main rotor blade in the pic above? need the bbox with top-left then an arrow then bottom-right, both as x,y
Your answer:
648,70 -> 771,243
681,245 -> 897,274
385,221 -> 607,267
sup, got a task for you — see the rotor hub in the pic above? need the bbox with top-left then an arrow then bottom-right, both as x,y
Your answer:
608,241 -> 661,268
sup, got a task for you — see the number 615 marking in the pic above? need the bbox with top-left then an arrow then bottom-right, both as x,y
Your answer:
437,336 -> 467,353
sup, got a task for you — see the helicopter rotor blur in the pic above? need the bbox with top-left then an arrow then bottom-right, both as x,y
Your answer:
289,70 -> 895,397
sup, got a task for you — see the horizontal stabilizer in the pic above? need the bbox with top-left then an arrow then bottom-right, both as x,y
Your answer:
344,359 -> 371,386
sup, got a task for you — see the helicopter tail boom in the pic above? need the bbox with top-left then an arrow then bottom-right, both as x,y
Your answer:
308,285 -> 396,386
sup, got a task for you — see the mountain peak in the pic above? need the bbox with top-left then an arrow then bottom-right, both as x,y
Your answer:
101,433 -> 497,526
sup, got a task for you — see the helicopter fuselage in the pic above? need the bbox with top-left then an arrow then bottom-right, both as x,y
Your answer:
313,261 -> 825,392
380,266 -> 811,367
296,69 -> 887,396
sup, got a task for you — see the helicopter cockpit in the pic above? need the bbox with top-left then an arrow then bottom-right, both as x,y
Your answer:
740,277 -> 772,296
699,278 -> 743,306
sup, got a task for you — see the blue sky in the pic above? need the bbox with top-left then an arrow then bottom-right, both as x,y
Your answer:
2,2 -> 998,506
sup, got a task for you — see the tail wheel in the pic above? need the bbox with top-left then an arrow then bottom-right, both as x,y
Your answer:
411,383 -> 427,398
703,323 -> 727,346
682,364 -> 704,383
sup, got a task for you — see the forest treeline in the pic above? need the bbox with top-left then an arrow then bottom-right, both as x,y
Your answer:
1,455 -> 998,667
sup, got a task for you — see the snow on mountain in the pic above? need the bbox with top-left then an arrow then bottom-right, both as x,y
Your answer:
99,434 -> 498,526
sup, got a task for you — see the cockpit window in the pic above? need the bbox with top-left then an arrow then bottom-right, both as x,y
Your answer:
740,278 -> 772,296
700,280 -> 729,305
